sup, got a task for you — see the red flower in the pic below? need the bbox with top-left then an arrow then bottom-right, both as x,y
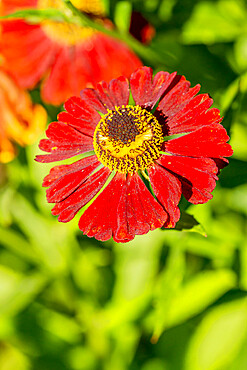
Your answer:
0,0 -> 142,105
36,67 -> 233,243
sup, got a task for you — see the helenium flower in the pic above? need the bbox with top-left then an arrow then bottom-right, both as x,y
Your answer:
36,67 -> 233,242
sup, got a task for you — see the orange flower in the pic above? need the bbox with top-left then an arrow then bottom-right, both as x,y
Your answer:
0,0 -> 142,105
0,69 -> 47,163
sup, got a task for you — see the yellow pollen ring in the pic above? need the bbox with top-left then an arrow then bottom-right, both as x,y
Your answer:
93,105 -> 163,173
38,0 -> 96,46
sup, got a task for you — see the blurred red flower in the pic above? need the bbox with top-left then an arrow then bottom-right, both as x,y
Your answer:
0,68 -> 47,163
36,66 -> 233,243
0,0 -> 142,105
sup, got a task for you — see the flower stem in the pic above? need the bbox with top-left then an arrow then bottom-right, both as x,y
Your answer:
62,0 -> 164,65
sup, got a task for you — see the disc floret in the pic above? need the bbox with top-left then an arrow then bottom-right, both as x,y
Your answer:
93,105 -> 163,173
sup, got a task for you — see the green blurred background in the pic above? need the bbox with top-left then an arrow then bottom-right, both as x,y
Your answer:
1,0 -> 247,369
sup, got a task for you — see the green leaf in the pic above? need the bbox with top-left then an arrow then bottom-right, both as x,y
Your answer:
158,0 -> 177,22
239,240 -> 247,290
37,307 -> 82,344
100,230 -> 165,331
162,269 -> 237,329
234,34 -> 247,71
152,247 -> 186,342
0,343 -> 30,370
114,1 -> 132,34
219,158 -> 247,188
182,0 -> 247,45
0,266 -> 47,317
8,193 -> 72,273
0,226 -> 40,264
220,76 -> 241,114
101,0 -> 110,15
185,298 -> 247,370
173,211 -> 207,237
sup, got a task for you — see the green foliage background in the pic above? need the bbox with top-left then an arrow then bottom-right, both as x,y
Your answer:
0,0 -> 247,369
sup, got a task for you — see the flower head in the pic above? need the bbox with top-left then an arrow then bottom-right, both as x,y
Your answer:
0,69 -> 47,163
36,67 -> 233,243
0,0 -> 142,105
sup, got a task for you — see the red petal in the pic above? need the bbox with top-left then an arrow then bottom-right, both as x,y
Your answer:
124,175 -> 150,236
35,121 -> 93,163
157,155 -> 218,204
125,173 -> 168,235
79,172 -> 167,242
130,66 -> 177,109
52,167 -> 111,222
45,121 -> 86,143
46,163 -> 100,203
58,95 -> 100,137
79,173 -> 127,242
1,0 -> 36,13
95,80 -> 126,109
158,83 -> 200,118
63,96 -> 100,135
80,33 -> 142,86
109,76 -> 130,106
80,75 -> 129,113
165,93 -> 221,134
57,112 -> 95,138
148,164 -> 181,228
80,88 -> 108,114
165,123 -> 233,158
42,41 -> 111,105
169,108 -> 222,135
42,155 -> 99,187
41,47 -> 75,105
112,174 -> 135,243
64,96 -> 87,118
41,42 -> 100,105
35,147 -> 92,163
0,21 -> 55,88
43,156 -> 99,203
